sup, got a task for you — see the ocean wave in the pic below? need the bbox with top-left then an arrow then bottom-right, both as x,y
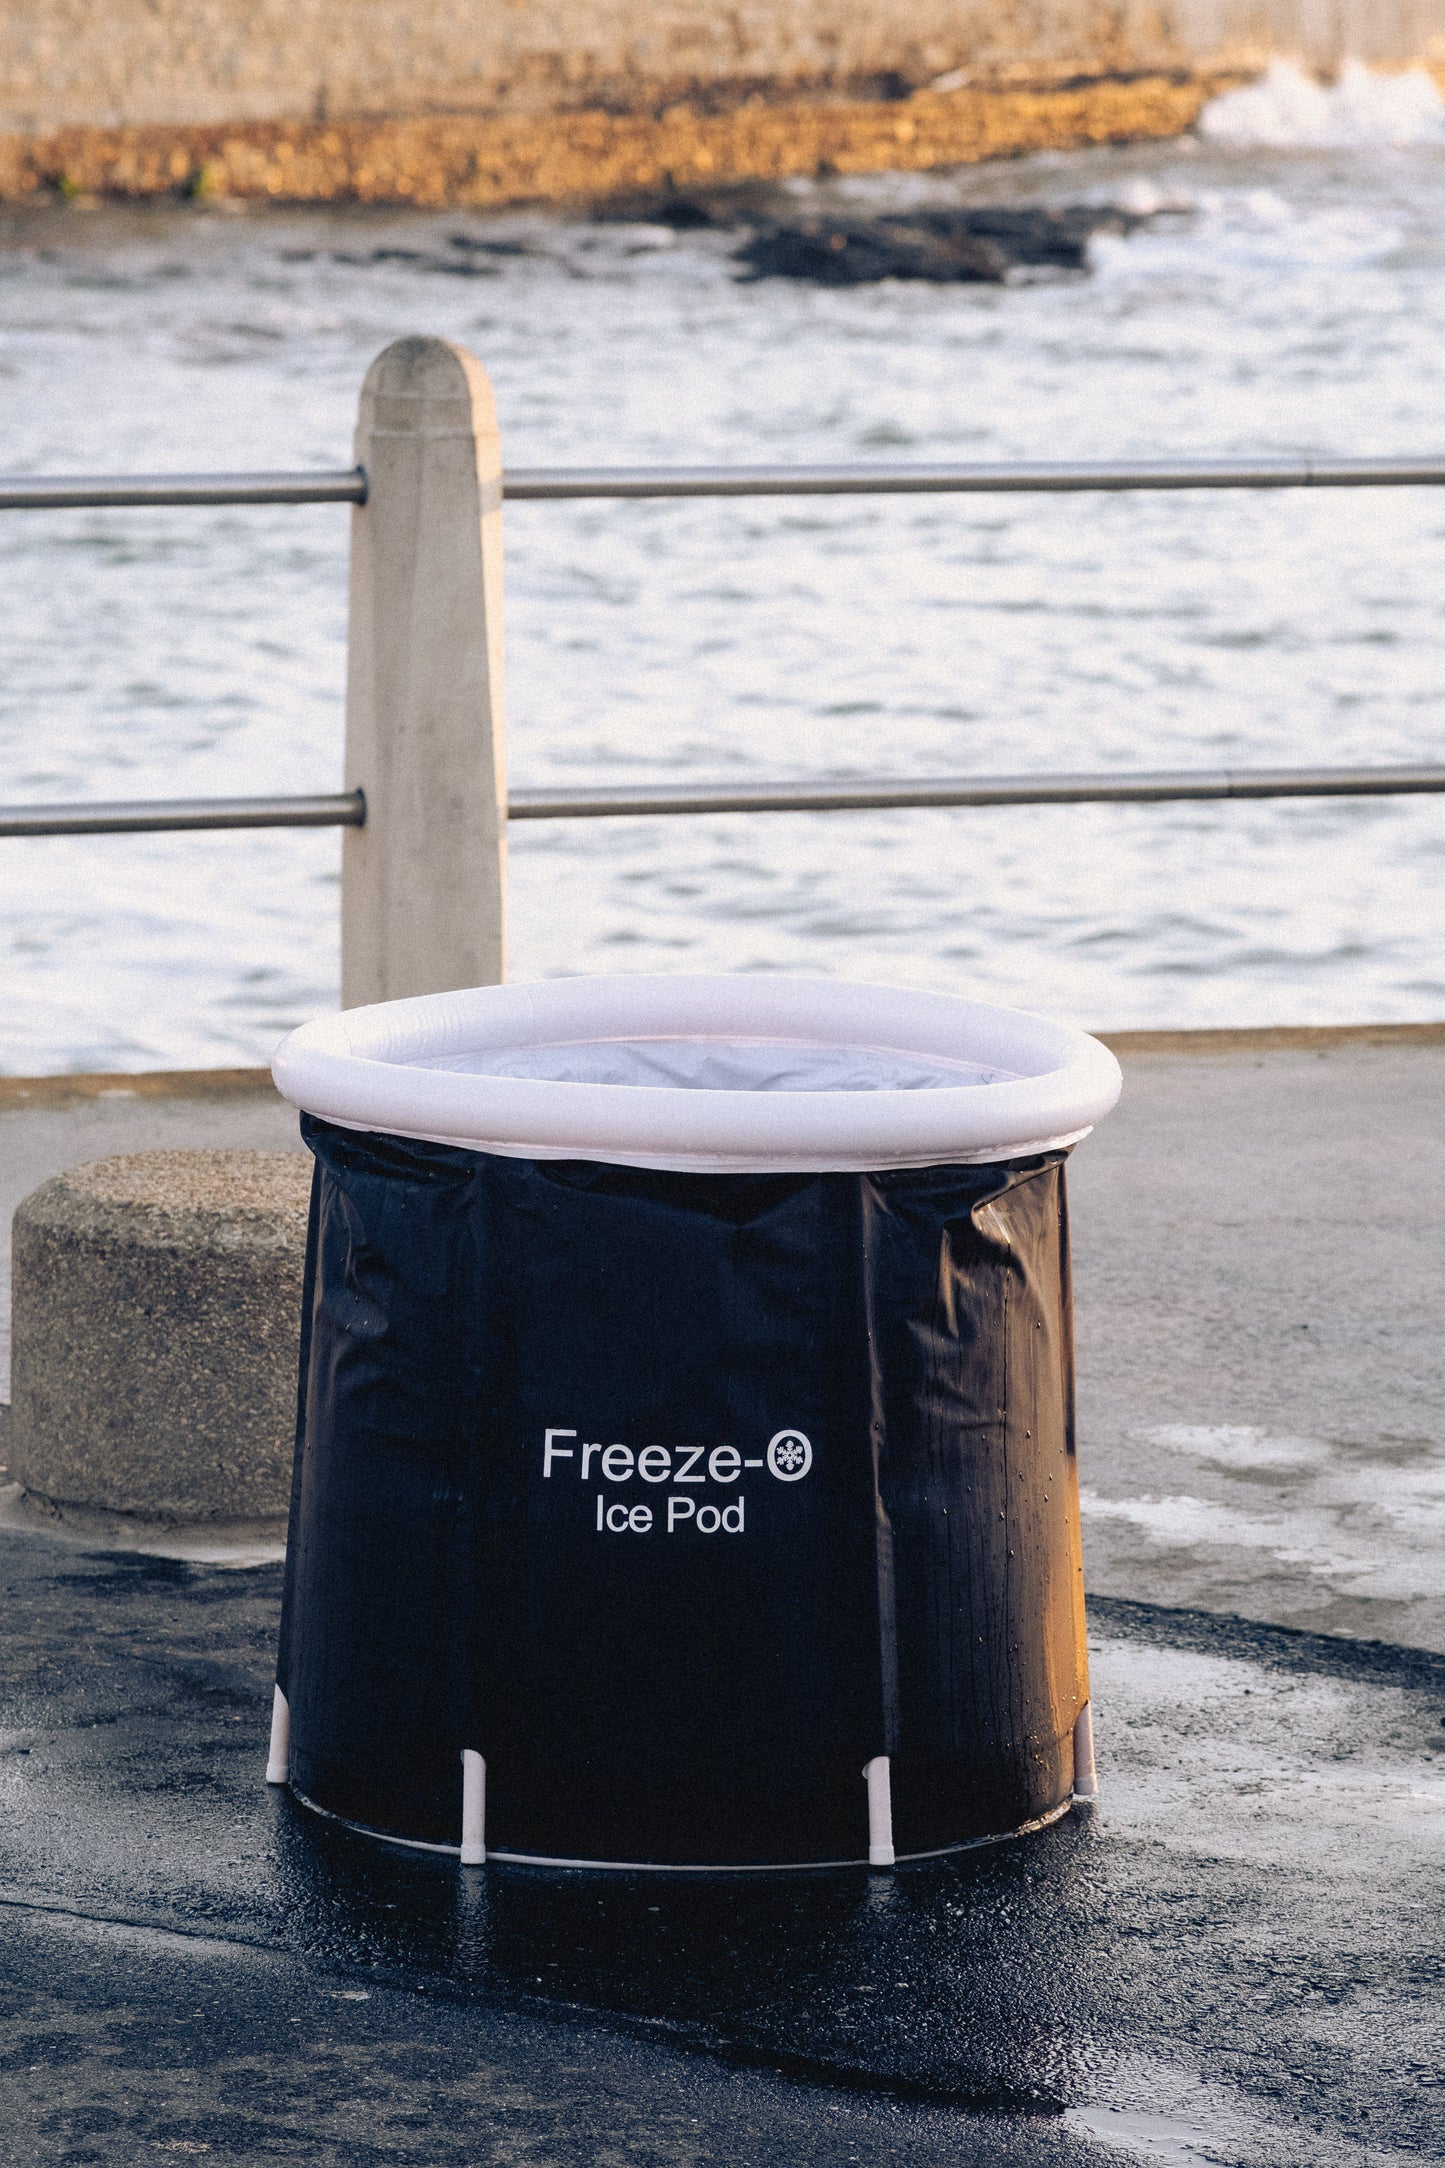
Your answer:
1198,58 -> 1445,149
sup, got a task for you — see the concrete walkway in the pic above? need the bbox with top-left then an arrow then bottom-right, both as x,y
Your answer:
1,1026 -> 1440,1651
1,1029 -> 1442,2165
1069,1025 -> 1445,1655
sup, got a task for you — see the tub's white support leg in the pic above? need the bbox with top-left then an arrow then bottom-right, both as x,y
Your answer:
460,1749 -> 487,1865
863,1755 -> 895,1867
1073,1701 -> 1098,1802
265,1685 -> 290,1786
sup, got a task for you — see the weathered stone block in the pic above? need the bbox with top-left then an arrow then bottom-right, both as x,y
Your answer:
10,1150 -> 311,1525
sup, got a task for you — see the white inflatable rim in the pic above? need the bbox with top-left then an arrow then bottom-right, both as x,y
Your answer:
271,975 -> 1122,1173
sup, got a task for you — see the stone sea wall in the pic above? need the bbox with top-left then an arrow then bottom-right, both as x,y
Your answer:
1,0 -> 1443,206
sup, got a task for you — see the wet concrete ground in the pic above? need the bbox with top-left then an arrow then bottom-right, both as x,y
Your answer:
1,1033 -> 1442,2162
1068,1028 -> 1445,1654
2,1527 -> 1443,2166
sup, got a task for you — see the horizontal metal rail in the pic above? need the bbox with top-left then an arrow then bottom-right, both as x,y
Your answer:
500,456 -> 1445,501
4,455 -> 1445,512
508,764 -> 1445,818
0,471 -> 367,510
3,767 -> 1440,837
0,791 -> 365,838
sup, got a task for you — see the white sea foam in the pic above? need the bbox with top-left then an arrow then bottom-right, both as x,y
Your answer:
1199,57 -> 1445,148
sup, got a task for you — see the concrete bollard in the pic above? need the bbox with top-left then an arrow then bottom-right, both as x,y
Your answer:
341,335 -> 509,1008
9,1151 -> 311,1530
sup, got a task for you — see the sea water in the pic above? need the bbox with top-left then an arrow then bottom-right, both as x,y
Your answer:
1,68 -> 1443,1069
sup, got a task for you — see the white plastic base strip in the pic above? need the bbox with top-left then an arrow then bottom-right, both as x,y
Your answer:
460,1749 -> 487,1865
863,1755 -> 895,1867
288,1786 -> 1072,1872
265,1685 -> 290,1786
1072,1701 -> 1098,1801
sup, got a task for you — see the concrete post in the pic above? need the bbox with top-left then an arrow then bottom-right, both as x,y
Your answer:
341,337 -> 507,1006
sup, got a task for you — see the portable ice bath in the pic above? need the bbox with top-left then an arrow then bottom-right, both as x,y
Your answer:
268,976 -> 1121,1869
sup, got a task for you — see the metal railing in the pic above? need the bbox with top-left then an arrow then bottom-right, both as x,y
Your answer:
505,764 -> 1445,821
4,451 -> 1445,512
503,454 -> 1445,499
3,336 -> 1443,1012
0,792 -> 367,838
2,451 -> 1444,840
4,767 -> 1444,840
0,471 -> 368,511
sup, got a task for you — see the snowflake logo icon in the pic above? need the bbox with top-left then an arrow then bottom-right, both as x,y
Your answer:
766,1429 -> 813,1482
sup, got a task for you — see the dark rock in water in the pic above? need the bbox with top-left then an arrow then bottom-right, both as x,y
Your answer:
733,202 -> 1156,286
326,191 -> 1172,288
589,187 -> 1173,284
737,217 -> 1009,284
